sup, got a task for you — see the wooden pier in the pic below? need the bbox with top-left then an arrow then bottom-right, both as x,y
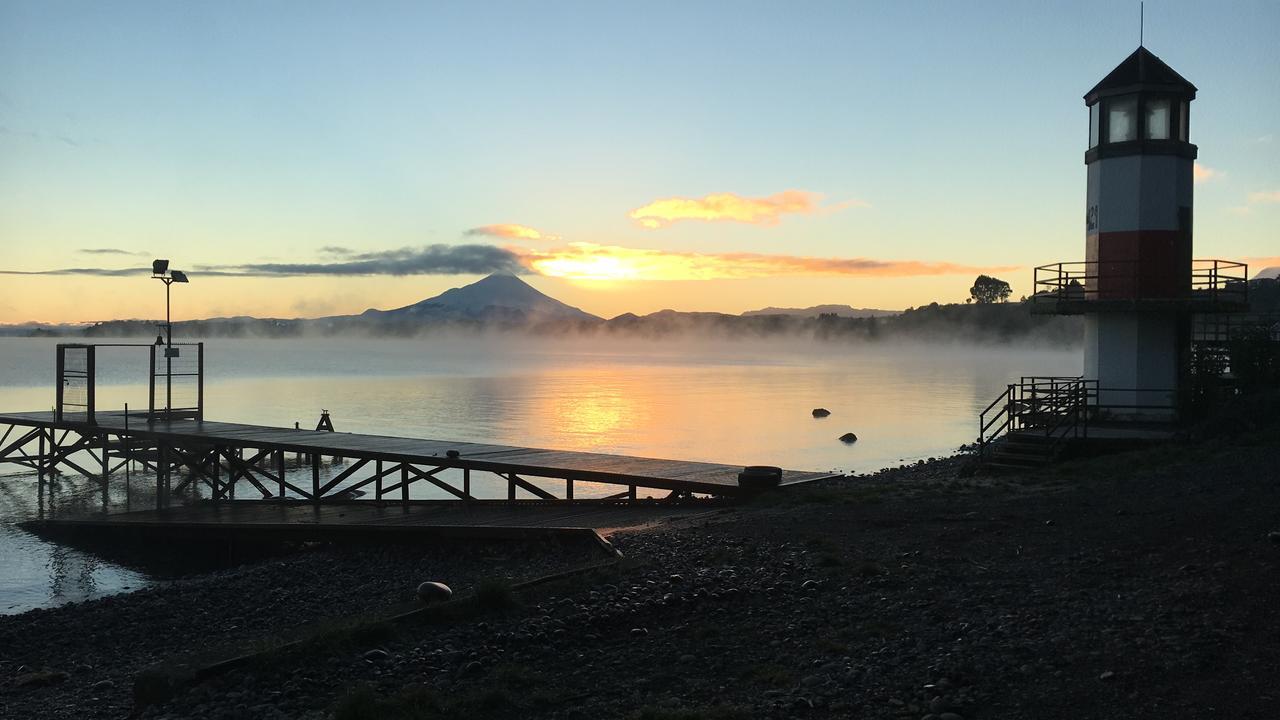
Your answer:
0,409 -> 836,502
1,405 -> 839,544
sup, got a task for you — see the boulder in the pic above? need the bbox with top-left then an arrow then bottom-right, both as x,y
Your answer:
416,581 -> 454,603
839,433 -> 858,443
811,408 -> 831,418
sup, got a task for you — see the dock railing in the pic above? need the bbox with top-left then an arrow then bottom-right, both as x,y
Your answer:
55,342 -> 204,424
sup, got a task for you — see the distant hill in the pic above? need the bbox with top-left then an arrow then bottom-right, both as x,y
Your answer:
1254,266 -> 1280,280
741,304 -> 899,319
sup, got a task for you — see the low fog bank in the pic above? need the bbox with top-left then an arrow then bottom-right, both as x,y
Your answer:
22,301 -> 1087,348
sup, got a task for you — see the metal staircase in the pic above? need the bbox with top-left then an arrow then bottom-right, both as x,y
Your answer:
977,377 -> 1095,471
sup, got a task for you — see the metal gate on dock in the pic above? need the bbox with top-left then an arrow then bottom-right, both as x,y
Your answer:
55,342 -> 204,424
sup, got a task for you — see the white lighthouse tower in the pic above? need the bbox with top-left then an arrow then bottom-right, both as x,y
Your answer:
980,46 -> 1248,466
1083,47 -> 1196,415
1033,46 -> 1247,419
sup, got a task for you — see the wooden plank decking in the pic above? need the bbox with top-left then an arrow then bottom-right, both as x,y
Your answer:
0,410 -> 840,497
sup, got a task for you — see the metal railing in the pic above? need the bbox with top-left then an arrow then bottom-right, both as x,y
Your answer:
149,342 -> 204,421
1032,259 -> 1248,307
978,376 -> 1184,462
53,342 -> 204,425
56,345 -> 96,423
978,376 -> 1094,460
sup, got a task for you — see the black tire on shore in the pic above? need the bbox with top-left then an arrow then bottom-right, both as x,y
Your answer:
738,465 -> 782,492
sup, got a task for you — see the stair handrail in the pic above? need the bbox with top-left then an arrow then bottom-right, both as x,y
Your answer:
977,376 -> 1095,464
977,383 -> 1015,460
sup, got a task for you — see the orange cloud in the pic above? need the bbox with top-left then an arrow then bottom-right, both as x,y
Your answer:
1193,163 -> 1224,183
1247,190 -> 1280,204
465,224 -> 556,241
628,190 -> 866,228
513,242 -> 1015,282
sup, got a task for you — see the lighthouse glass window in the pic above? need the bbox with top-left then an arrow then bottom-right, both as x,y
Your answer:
1106,95 -> 1138,143
1145,97 -> 1172,140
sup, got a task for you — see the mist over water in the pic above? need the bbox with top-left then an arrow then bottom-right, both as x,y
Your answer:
0,335 -> 1080,613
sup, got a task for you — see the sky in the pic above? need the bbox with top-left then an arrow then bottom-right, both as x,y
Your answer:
1,0 -> 1278,324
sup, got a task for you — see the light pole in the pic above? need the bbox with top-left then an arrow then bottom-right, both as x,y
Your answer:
151,259 -> 189,419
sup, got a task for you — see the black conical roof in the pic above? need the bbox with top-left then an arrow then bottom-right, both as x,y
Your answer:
1085,47 -> 1196,104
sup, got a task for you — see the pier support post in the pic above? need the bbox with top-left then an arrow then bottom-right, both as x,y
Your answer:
100,432 -> 109,509
229,447 -> 238,500
566,478 -> 573,500
375,460 -> 383,501
37,429 -> 46,515
157,443 -> 169,510
463,467 -> 470,501
311,453 -> 320,506
401,464 -> 409,507
276,451 -> 286,501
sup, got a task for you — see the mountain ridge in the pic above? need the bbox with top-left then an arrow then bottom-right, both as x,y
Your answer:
741,304 -> 900,318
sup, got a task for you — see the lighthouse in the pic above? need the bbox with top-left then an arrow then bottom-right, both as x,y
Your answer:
1031,46 -> 1248,420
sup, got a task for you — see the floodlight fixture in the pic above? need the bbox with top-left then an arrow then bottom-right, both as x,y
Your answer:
170,270 -> 189,283
152,259 -> 169,276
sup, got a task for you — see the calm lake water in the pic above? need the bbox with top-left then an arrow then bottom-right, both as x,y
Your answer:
0,335 -> 1079,614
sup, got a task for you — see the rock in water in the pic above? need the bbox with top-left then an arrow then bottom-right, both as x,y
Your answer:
839,433 -> 858,443
811,408 -> 831,418
416,581 -> 453,603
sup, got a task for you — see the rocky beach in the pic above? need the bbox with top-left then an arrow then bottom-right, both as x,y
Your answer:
2,423 -> 1278,719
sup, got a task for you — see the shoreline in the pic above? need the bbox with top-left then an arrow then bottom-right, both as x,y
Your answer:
2,432 -> 1277,719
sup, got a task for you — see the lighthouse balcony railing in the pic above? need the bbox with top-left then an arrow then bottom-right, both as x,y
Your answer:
1030,259 -> 1248,313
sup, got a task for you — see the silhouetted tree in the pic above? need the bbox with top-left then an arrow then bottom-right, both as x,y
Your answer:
969,275 -> 1012,304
